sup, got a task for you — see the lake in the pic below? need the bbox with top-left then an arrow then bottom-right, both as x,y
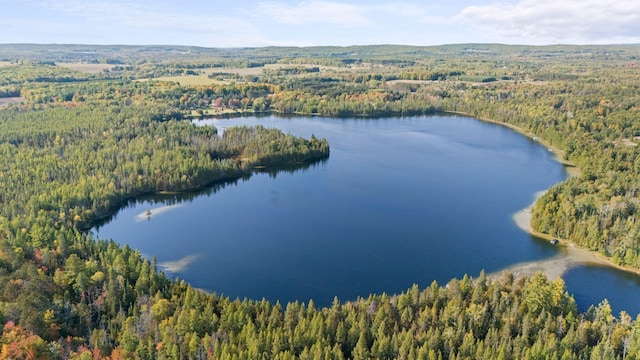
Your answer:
93,115 -> 640,314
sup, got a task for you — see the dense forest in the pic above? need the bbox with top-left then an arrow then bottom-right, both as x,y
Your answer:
1,44 -> 640,358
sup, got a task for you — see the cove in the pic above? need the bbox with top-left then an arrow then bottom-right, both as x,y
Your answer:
93,115 -> 640,314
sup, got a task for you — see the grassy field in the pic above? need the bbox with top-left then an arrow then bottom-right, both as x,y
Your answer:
196,64 -> 349,75
187,108 -> 247,117
140,75 -> 224,86
0,61 -> 12,67
265,63 -> 363,72
0,97 -> 24,107
205,67 -> 264,76
145,63 -> 360,86
142,67 -> 265,86
56,62 -> 116,73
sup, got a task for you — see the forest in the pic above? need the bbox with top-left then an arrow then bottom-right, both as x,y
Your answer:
0,43 -> 640,359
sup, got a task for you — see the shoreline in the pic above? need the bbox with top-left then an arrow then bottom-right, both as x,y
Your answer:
499,194 -> 640,280
450,109 -> 640,279
444,111 -> 580,176
83,152 -> 329,231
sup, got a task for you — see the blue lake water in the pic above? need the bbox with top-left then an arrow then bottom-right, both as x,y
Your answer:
93,115 -> 640,314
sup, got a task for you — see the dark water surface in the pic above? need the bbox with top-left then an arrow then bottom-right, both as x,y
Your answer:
563,264 -> 640,313
93,115 -> 640,314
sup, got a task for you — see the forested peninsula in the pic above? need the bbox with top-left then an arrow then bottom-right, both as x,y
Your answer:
1,44 -> 640,359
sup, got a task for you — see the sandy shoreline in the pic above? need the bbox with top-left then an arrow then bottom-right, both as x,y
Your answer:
493,197 -> 609,280
489,188 -> 640,281
444,110 -> 640,280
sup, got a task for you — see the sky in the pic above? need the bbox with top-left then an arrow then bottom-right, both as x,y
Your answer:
1,0 -> 639,47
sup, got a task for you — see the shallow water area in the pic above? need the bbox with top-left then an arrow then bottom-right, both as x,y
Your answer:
93,115 -> 640,314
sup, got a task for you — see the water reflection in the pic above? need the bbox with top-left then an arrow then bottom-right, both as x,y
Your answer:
92,158 -> 327,231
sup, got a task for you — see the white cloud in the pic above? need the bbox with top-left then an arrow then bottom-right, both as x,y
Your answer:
256,1 -> 372,27
457,0 -> 640,43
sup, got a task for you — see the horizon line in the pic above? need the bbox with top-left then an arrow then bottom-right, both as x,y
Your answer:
1,42 -> 639,49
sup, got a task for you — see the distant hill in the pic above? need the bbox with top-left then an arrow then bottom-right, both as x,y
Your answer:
1,43 -> 638,64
